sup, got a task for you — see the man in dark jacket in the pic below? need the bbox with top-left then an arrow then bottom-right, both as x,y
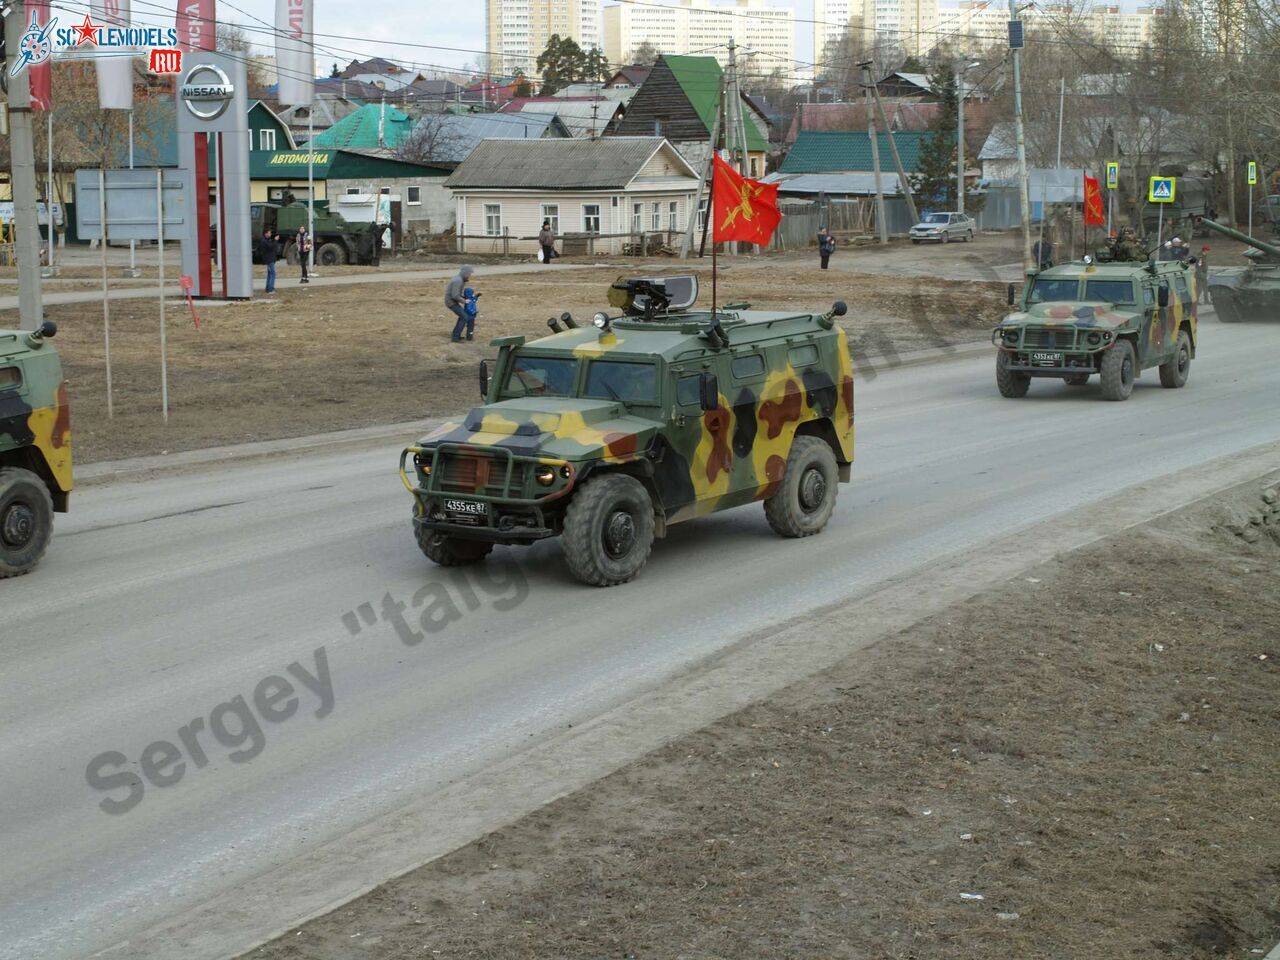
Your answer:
817,228 -> 835,269
445,265 -> 475,342
259,228 -> 280,293
538,220 -> 556,265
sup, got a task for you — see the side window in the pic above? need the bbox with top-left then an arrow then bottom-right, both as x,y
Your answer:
789,344 -> 819,367
1174,276 -> 1190,304
731,353 -> 765,380
676,374 -> 700,407
0,366 -> 20,391
1143,285 -> 1154,307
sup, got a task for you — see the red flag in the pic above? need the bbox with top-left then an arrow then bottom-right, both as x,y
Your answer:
712,154 -> 781,246
175,0 -> 215,52
1083,174 -> 1105,226
28,0 -> 52,111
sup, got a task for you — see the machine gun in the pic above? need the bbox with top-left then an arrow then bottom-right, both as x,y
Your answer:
606,276 -> 699,320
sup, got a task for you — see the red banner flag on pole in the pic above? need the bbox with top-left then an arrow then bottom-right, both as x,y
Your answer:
175,0 -> 216,53
27,0 -> 52,110
711,154 -> 782,247
1083,173 -> 1105,226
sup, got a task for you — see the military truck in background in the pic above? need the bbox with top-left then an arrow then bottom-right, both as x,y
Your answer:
399,276 -> 856,586
0,321 -> 72,576
249,201 -> 378,266
992,243 -> 1198,401
1139,174 -> 1214,239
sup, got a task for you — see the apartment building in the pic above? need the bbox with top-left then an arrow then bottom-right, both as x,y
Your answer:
934,1 -> 1179,53
486,0 -> 602,75
813,0 -> 864,70
603,0 -> 796,71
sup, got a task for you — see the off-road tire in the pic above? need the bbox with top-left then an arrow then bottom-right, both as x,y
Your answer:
1159,329 -> 1192,388
1064,374 -> 1090,386
414,513 -> 494,566
561,473 -> 655,586
995,350 -> 1030,398
1100,339 -> 1136,401
0,467 -> 54,578
317,242 -> 346,266
284,241 -> 299,265
764,436 -> 839,538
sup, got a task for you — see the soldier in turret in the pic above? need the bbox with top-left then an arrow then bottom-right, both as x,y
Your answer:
1111,226 -> 1146,261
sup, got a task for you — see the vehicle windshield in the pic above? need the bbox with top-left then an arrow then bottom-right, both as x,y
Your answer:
503,354 -> 577,398
1083,279 -> 1135,303
1028,278 -> 1080,303
922,214 -> 949,224
583,360 -> 658,404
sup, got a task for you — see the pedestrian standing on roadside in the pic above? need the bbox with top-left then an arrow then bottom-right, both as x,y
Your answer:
446,264 -> 475,343
296,225 -> 312,284
369,221 -> 383,267
817,227 -> 835,269
1196,245 -> 1211,303
538,219 -> 556,266
259,227 -> 280,294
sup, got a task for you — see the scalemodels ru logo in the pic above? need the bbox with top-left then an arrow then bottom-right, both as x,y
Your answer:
10,11 -> 184,77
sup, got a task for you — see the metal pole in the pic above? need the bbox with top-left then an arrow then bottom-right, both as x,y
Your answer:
1156,204 -> 1164,252
6,0 -> 45,330
128,111 -> 138,277
870,80 -> 918,224
681,80 -> 723,259
1248,180 -> 1253,238
44,111 -> 54,278
861,61 -> 888,245
956,67 -> 965,215
308,107 -> 316,276
212,132 -> 224,280
1055,76 -> 1064,169
99,168 -> 113,417
726,38 -> 739,256
1009,1 -> 1033,271
157,170 -> 169,423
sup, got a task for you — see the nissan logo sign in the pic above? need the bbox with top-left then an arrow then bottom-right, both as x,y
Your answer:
180,64 -> 234,121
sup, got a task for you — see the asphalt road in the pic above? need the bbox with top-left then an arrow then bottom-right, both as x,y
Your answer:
3,310 -> 1279,960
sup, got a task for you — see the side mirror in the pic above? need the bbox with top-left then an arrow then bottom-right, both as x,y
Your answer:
698,371 -> 719,411
1158,287 -> 1170,307
478,359 -> 490,398
1007,283 -> 1016,306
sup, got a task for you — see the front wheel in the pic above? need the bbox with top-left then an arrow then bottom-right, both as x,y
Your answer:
1100,340 -> 1136,401
414,510 -> 494,566
942,232 -> 951,244
1159,329 -> 1192,388
996,350 -> 1030,398
764,436 -> 839,538
0,467 -> 54,578
317,242 -> 346,266
1065,374 -> 1090,386
911,239 -> 920,245
561,474 -> 655,586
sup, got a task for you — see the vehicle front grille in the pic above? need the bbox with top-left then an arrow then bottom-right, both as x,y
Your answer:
1023,327 -> 1076,349
437,454 -> 527,497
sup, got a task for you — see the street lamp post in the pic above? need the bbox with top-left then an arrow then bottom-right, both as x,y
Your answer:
956,61 -> 979,215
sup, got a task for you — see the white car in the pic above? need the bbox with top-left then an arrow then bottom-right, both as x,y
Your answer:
910,212 -> 976,244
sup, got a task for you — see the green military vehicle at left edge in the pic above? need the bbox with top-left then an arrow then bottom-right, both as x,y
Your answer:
0,321 -> 72,576
992,240 -> 1199,401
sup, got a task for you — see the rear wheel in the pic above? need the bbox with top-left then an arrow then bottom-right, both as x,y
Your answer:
317,242 -> 346,266
1159,329 -> 1192,388
0,467 -> 54,578
1100,340 -> 1136,401
561,474 -> 655,586
995,350 -> 1030,398
764,436 -> 839,538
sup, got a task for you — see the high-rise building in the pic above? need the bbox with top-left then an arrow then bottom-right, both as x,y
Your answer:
813,0 -> 863,72
859,0 -> 939,58
934,1 -> 1182,54
487,0 -> 602,76
603,0 -> 796,72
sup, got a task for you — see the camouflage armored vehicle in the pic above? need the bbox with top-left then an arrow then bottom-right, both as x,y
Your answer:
992,240 -> 1198,401
249,201 -> 377,266
1195,217 -> 1280,323
400,277 -> 855,586
0,321 -> 71,576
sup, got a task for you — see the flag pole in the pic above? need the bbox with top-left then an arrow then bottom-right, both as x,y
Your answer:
712,74 -> 725,318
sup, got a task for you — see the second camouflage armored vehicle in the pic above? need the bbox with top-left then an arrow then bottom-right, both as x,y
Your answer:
0,321 -> 72,576
400,277 -> 855,586
992,245 -> 1198,401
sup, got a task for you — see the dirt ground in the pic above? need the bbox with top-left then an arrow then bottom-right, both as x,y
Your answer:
53,265 -> 1007,464
240,477 -> 1280,960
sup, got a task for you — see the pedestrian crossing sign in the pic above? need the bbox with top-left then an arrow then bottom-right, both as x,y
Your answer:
1106,162 -> 1119,189
1247,162 -> 1258,185
1148,176 -> 1175,203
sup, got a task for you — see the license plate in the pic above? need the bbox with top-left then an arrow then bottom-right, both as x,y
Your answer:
443,498 -> 487,517
1031,352 -> 1062,366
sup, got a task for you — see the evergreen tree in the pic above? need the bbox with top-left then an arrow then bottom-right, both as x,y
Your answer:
536,34 -> 587,95
910,67 -> 960,209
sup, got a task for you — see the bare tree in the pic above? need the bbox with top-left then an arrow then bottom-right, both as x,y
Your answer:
396,114 -> 466,165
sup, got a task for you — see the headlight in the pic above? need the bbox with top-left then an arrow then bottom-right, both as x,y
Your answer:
1002,328 -> 1019,344
1086,331 -> 1102,346
413,453 -> 433,476
534,465 -> 556,486
592,312 -> 610,329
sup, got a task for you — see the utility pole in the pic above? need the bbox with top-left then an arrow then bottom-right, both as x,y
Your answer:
726,38 -> 749,254
1008,1 -> 1033,271
956,64 -> 966,215
870,79 -> 918,225
6,1 -> 44,330
860,61 -> 888,245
